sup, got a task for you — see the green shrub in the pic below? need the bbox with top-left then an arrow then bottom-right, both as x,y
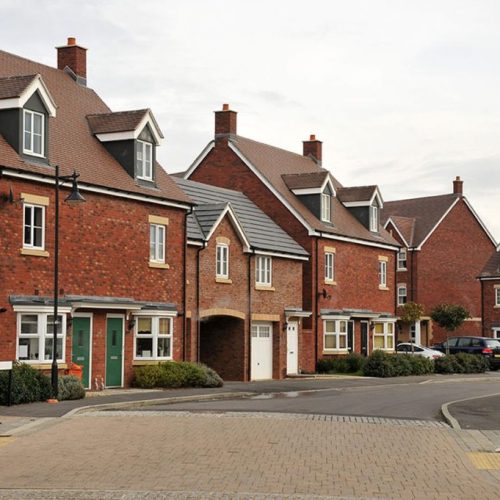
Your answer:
363,350 -> 395,378
58,375 -> 86,400
408,356 -> 434,375
345,352 -> 366,372
317,353 -> 366,374
0,363 -> 52,405
133,362 -> 223,389
435,354 -> 489,374
317,358 -> 337,373
363,351 -> 434,378
391,354 -> 412,376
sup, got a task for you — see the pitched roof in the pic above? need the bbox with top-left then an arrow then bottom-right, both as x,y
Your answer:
225,136 -> 398,247
282,171 -> 328,190
479,251 -> 500,279
381,194 -> 458,248
174,177 -> 308,257
337,186 -> 377,203
0,74 -> 36,99
87,109 -> 151,134
0,49 -> 189,205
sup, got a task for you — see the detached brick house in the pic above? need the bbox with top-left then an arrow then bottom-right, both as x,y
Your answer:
382,177 -> 497,345
183,105 -> 401,368
174,178 -> 309,380
0,40 -> 193,388
478,250 -> 500,340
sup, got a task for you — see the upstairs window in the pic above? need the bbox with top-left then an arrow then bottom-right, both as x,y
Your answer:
495,288 -> 500,307
397,248 -> 407,270
23,204 -> 45,250
256,256 -> 272,286
370,205 -> 379,232
136,140 -> 153,180
325,252 -> 335,282
378,260 -> 387,288
216,244 -> 229,279
321,193 -> 331,222
397,284 -> 407,306
23,110 -> 44,157
149,224 -> 166,263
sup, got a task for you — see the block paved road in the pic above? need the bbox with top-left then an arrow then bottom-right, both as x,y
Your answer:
0,411 -> 498,499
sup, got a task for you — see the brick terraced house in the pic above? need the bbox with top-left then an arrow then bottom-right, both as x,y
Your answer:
183,105 -> 401,368
478,249 -> 500,340
174,178 -> 309,380
382,177 -> 497,345
0,39 -> 195,388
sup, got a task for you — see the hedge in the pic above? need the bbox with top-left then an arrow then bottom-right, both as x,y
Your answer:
362,350 -> 434,377
434,353 -> 489,374
317,353 -> 366,374
0,363 -> 52,405
133,361 -> 223,389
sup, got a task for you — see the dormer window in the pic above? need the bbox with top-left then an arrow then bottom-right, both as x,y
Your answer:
321,193 -> 331,222
137,140 -> 153,181
370,205 -> 379,232
23,109 -> 45,157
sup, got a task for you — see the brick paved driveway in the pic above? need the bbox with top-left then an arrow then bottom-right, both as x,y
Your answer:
0,412 -> 497,499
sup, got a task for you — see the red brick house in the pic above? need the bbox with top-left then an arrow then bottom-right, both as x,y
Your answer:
0,40 -> 193,388
478,250 -> 500,340
183,105 -> 401,368
174,177 -> 309,380
382,177 -> 497,345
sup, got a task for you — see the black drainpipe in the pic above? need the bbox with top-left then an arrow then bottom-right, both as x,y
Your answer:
247,252 -> 252,381
182,208 -> 192,361
196,241 -> 206,363
480,278 -> 485,336
314,235 -> 320,365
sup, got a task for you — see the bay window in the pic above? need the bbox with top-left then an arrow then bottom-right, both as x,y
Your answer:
134,316 -> 173,359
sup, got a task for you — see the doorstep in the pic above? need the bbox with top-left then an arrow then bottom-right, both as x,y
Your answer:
286,374 -> 363,379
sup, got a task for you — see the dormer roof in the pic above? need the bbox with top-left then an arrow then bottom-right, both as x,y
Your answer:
0,73 -> 57,116
282,171 -> 336,196
337,185 -> 383,207
87,109 -> 164,145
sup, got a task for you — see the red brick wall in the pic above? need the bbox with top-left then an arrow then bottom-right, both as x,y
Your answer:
0,177 -> 186,377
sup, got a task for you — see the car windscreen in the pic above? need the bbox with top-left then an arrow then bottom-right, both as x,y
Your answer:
485,339 -> 500,348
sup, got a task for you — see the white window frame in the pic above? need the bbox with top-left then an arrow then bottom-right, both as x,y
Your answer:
321,193 -> 331,222
378,260 -> 387,287
134,316 -> 173,360
370,205 -> 379,232
397,248 -> 407,270
373,320 -> 395,351
323,319 -> 348,352
23,109 -> 45,157
216,243 -> 229,278
251,322 -> 272,338
256,256 -> 272,286
23,203 -> 45,250
16,312 -> 66,363
493,328 -> 500,339
325,252 -> 335,282
136,140 -> 153,181
149,223 -> 166,263
397,284 -> 407,306
495,288 -> 500,307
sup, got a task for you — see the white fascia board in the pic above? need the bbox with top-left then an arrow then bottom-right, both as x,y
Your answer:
292,187 -> 323,195
416,197 -> 460,250
253,249 -> 309,261
0,75 -> 57,117
343,200 -> 371,207
96,111 -> 164,145
132,310 -> 178,317
205,203 -> 251,251
321,314 -> 351,320
311,230 -> 400,251
72,302 -> 142,311
187,239 -> 205,247
383,218 -> 409,248
324,175 -> 337,197
462,197 -> 497,247
12,305 -> 72,313
183,141 -> 216,178
370,187 -> 384,208
1,169 -> 192,211
478,276 -> 500,281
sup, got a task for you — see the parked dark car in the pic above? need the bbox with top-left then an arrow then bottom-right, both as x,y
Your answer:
432,336 -> 500,370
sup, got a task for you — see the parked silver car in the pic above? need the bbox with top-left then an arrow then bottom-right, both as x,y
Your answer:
396,343 -> 445,359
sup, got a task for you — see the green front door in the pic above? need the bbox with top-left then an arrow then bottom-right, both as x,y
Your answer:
106,317 -> 123,387
72,317 -> 91,389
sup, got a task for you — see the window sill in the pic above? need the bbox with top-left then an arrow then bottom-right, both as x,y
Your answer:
149,261 -> 169,269
322,350 -> 349,355
378,286 -> 390,291
324,280 -> 337,286
215,277 -> 232,284
132,359 -> 171,366
20,248 -> 50,257
397,268 -> 407,272
494,305 -> 500,309
25,363 -> 68,370
255,285 -> 275,291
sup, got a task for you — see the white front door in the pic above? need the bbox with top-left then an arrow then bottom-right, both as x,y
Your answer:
286,321 -> 298,375
251,322 -> 273,380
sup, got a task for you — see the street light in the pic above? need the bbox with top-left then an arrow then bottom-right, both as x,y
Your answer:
51,165 -> 85,399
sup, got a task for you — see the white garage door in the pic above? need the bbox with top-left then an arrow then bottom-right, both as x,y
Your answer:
251,322 -> 273,380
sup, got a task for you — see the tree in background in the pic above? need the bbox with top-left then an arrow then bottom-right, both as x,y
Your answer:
430,304 -> 470,354
397,302 -> 425,352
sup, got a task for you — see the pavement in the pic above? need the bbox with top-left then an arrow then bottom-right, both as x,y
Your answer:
446,393 -> 500,430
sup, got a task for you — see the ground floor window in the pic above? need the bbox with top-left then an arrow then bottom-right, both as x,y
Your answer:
134,316 -> 173,359
373,321 -> 395,350
17,312 -> 66,362
323,319 -> 348,351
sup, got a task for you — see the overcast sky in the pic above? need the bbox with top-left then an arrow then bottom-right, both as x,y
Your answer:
2,0 -> 500,240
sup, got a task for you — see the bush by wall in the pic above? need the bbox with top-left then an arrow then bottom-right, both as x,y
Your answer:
434,353 -> 489,374
0,363 -> 52,405
58,375 -> 86,400
362,350 -> 434,377
133,362 -> 223,389
317,353 -> 366,374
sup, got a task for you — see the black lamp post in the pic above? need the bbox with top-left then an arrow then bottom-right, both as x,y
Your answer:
51,165 -> 86,399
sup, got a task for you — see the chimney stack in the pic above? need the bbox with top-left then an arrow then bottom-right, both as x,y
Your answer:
453,176 -> 463,196
215,104 -> 237,138
56,37 -> 87,85
303,134 -> 322,166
